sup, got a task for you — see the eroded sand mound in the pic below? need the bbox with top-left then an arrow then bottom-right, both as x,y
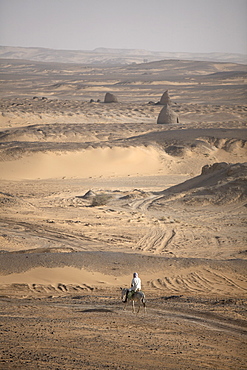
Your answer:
0,125 -> 246,180
153,162 -> 247,206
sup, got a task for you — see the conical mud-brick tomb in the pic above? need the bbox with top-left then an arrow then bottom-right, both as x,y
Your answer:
157,90 -> 179,124
157,104 -> 179,124
104,92 -> 118,103
159,90 -> 171,105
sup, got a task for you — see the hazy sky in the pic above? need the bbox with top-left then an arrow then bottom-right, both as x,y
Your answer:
0,0 -> 246,54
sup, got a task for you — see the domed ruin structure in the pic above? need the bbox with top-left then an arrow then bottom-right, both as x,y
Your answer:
159,90 -> 171,105
157,104 -> 179,124
104,92 -> 118,103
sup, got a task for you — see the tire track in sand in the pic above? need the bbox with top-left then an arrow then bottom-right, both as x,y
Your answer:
136,226 -> 176,254
148,269 -> 247,295
129,194 -> 178,255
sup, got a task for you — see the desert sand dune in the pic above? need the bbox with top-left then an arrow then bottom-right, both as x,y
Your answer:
0,57 -> 247,369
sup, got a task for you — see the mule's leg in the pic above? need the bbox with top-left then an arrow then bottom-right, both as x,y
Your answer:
132,301 -> 135,314
137,303 -> 140,314
142,299 -> 146,314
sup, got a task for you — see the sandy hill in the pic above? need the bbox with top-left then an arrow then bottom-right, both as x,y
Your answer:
151,162 -> 247,206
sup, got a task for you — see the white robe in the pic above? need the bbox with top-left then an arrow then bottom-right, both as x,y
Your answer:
131,277 -> 141,291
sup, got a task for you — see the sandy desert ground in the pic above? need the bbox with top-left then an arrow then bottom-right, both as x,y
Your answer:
0,56 -> 247,369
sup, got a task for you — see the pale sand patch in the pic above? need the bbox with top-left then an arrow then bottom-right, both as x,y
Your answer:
0,146 -> 164,180
0,266 -> 129,286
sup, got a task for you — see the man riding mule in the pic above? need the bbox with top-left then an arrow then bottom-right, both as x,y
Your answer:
121,272 -> 146,313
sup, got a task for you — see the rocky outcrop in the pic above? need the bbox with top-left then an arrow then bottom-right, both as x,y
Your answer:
157,104 -> 179,124
104,92 -> 118,103
80,190 -> 96,199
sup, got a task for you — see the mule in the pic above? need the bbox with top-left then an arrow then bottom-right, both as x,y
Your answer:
120,288 -> 146,314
